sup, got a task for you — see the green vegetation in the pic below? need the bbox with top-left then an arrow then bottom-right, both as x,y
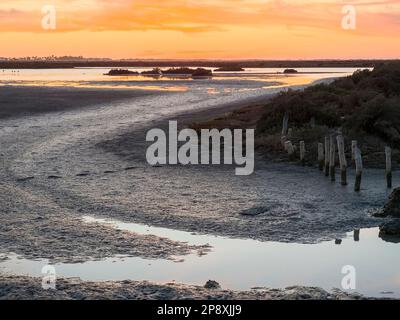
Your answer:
257,63 -> 400,147
255,63 -> 400,167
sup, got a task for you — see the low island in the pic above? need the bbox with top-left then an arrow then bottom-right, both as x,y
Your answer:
104,69 -> 139,76
214,66 -> 245,72
104,67 -> 213,78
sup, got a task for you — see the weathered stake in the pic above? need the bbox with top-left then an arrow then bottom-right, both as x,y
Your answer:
351,140 -> 357,163
300,141 -> 306,166
329,135 -> 336,181
281,135 -> 287,148
385,146 -> 392,189
354,147 -> 363,192
324,136 -> 330,176
317,143 -> 324,171
284,141 -> 295,160
287,128 -> 293,139
336,135 -> 347,185
281,112 -> 289,136
354,229 -> 360,242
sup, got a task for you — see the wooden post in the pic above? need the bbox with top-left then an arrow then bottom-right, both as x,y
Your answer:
385,146 -> 392,188
284,141 -> 295,159
329,135 -> 336,181
324,136 -> 330,176
281,112 -> 289,136
318,143 -> 324,171
336,135 -> 347,185
287,128 -> 293,139
281,135 -> 287,149
354,147 -> 363,192
299,141 -> 305,166
354,229 -> 360,242
351,140 -> 357,163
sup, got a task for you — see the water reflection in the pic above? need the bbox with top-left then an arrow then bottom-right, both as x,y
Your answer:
0,67 -> 360,90
1,216 -> 400,298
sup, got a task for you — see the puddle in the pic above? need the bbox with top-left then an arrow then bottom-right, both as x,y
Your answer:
1,215 -> 400,298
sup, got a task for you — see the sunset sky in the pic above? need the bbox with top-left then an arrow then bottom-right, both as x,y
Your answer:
1,0 -> 399,59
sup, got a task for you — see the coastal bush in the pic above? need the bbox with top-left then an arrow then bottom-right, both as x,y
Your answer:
257,62 -> 400,148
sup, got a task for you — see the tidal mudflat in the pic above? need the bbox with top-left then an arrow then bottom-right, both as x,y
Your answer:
0,69 -> 397,299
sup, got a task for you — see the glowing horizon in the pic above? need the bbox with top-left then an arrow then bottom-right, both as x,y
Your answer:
1,0 -> 399,59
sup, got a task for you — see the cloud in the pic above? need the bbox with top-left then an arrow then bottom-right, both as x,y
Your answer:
0,0 -> 399,36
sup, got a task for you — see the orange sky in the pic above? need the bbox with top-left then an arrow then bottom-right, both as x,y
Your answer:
1,0 -> 399,59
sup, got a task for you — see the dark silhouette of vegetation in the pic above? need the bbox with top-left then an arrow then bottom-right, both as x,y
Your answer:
2,59 -> 397,69
257,63 -> 400,148
214,66 -> 245,72
191,68 -> 213,77
162,67 -> 194,75
104,69 -> 138,76
162,67 -> 212,77
141,68 -> 162,76
283,69 -> 298,74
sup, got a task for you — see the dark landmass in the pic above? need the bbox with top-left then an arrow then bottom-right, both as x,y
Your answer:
214,66 -> 245,72
162,67 -> 194,75
102,67 -> 212,77
283,68 -> 298,74
104,69 -> 139,76
0,59 -> 398,69
162,67 -> 212,77
141,68 -> 162,76
191,68 -> 213,77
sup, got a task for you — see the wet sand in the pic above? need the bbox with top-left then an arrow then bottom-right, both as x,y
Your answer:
0,275 -> 367,300
0,83 -> 391,299
0,86 -> 156,119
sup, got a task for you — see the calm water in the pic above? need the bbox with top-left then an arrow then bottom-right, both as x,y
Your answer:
0,67 -> 363,89
1,217 -> 399,298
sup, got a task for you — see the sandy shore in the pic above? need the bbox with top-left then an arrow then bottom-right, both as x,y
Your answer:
0,83 -> 389,299
0,275 -> 367,300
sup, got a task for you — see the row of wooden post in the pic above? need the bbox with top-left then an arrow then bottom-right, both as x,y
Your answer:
281,113 -> 393,192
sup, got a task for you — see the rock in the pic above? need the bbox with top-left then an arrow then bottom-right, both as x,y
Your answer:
204,280 -> 221,290
240,206 -> 269,216
379,220 -> 400,243
17,176 -> 34,182
379,219 -> 400,235
47,175 -> 62,179
124,166 -> 137,171
76,172 -> 91,177
374,188 -> 400,217
335,239 -> 342,245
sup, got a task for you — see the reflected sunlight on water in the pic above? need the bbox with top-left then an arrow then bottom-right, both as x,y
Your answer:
0,67 -> 363,90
